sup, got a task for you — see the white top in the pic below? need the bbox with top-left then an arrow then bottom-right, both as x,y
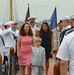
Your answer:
65,25 -> 71,29
3,28 -> 15,48
56,31 -> 74,75
0,29 -> 4,53
30,25 -> 40,39
15,29 -> 19,37
60,25 -> 72,42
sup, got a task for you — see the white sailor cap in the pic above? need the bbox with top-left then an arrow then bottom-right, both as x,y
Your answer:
61,16 -> 70,21
4,21 -> 12,26
4,21 -> 15,26
70,15 -> 74,20
8,21 -> 14,25
28,17 -> 36,20
0,23 -> 2,26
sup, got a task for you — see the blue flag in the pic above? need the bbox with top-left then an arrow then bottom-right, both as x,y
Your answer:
50,7 -> 57,29
25,5 -> 30,22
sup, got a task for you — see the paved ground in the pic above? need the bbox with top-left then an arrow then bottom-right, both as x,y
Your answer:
16,56 -> 69,75
16,65 -> 54,75
16,58 -> 55,75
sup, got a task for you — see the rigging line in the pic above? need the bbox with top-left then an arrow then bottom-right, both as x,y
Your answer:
0,0 -> 5,19
21,0 -> 27,8
17,0 -> 25,20
21,0 -> 29,16
13,0 -> 16,21
15,1 -> 25,20
3,0 -> 8,22
14,0 -> 22,21
15,0 -> 18,21
1,0 -> 6,22
15,0 -> 19,21
4,0 -> 8,21
14,0 -> 19,20
0,0 -> 3,10
12,0 -> 14,21
31,0 -> 38,17
13,0 -> 18,21
15,0 -> 22,21
6,0 -> 10,21
19,0 -> 27,9
7,0 -> 10,21
5,0 -> 9,21
31,5 -> 53,7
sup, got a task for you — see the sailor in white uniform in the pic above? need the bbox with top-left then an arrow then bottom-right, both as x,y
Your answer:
59,16 -> 72,44
10,21 -> 19,39
56,31 -> 74,75
64,15 -> 74,36
28,17 -> 40,40
3,21 -> 16,72
0,23 -> 4,63
9,21 -> 19,52
70,15 -> 74,27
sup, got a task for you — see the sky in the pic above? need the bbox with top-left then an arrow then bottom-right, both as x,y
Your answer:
0,0 -> 74,23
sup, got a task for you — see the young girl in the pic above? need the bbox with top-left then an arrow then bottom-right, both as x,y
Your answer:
32,37 -> 45,75
17,23 -> 33,75
39,22 -> 54,75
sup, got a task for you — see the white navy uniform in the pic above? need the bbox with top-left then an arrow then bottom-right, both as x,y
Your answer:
31,25 -> 40,39
12,28 -> 19,40
3,28 -> 15,56
3,22 -> 16,71
0,28 -> 4,63
60,25 -> 72,44
59,16 -> 71,44
10,21 -> 19,38
32,46 -> 45,75
15,29 -> 19,37
56,31 -> 74,75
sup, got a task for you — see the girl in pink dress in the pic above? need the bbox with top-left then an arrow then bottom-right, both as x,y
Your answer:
17,23 -> 33,75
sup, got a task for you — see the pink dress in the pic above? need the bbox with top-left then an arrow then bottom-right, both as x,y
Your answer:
18,36 -> 33,66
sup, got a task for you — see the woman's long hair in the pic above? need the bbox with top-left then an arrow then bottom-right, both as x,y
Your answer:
19,22 -> 33,36
39,22 -> 53,40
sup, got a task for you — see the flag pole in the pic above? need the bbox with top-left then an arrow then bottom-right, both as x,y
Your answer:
28,3 -> 29,7
10,0 -> 13,21
25,3 -> 30,22
54,6 -> 58,47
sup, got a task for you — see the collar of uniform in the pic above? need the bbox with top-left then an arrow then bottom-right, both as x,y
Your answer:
65,25 -> 71,29
30,25 -> 36,29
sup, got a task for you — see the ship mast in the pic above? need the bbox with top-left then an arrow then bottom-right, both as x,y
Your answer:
10,0 -> 13,21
